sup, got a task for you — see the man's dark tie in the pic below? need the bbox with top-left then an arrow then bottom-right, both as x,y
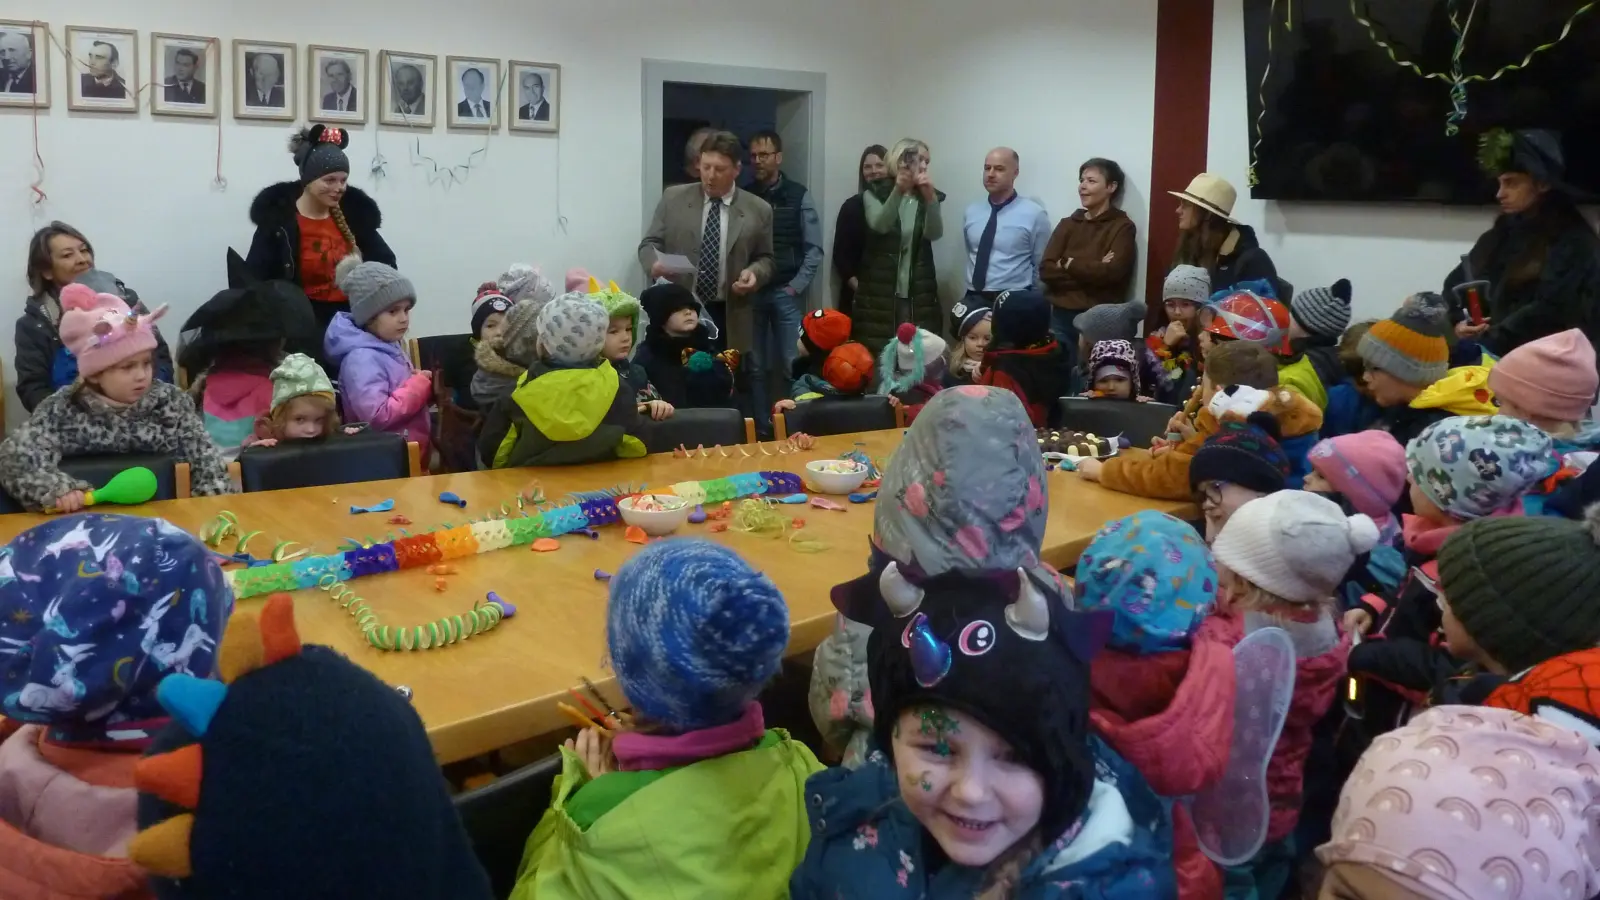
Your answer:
972,197 -> 1014,292
696,199 -> 722,303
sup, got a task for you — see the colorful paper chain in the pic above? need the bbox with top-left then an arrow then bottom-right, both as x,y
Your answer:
219,471 -> 803,651
1247,0 -> 1595,185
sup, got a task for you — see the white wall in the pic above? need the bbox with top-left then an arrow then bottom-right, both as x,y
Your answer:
1208,0 -> 1488,320
0,0 -> 894,424
890,0 -> 1160,307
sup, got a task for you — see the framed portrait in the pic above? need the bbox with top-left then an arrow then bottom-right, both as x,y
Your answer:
0,20 -> 48,108
151,32 -> 217,118
445,56 -> 499,130
378,50 -> 436,128
508,61 -> 559,134
66,25 -> 137,113
308,45 -> 366,124
233,39 -> 295,121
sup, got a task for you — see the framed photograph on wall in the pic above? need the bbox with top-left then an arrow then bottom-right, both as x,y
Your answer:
233,38 -> 295,121
508,60 -> 559,134
67,25 -> 137,112
308,45 -> 366,124
0,20 -> 49,108
445,56 -> 499,129
379,50 -> 436,128
151,32 -> 217,118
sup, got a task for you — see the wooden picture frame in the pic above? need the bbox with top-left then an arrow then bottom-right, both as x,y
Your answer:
233,38 -> 295,121
378,49 -> 436,128
150,32 -> 218,118
66,25 -> 137,113
444,55 -> 499,130
0,19 -> 50,108
507,60 -> 559,134
307,44 -> 366,124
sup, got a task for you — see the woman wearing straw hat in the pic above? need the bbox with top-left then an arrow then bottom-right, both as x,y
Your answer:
1169,173 -> 1288,301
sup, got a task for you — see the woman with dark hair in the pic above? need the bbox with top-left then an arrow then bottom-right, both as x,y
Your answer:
14,221 -> 175,412
1040,158 -> 1138,386
831,144 -> 888,317
854,138 -> 944,352
1445,129 -> 1600,358
1169,172 -> 1286,301
244,124 -> 396,335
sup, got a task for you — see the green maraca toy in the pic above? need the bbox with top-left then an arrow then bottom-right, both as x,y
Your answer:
47,466 -> 159,513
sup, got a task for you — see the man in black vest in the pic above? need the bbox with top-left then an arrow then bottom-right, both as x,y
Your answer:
745,130 -> 823,437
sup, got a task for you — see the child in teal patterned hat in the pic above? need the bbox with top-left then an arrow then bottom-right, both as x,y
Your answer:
1075,510 -> 1231,900
1406,415 -> 1556,522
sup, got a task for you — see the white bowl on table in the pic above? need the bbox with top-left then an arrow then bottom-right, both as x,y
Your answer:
617,494 -> 692,536
805,459 -> 870,495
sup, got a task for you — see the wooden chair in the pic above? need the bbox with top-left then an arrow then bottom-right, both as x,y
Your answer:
454,753 -> 563,899
1054,398 -> 1180,449
236,432 -> 419,492
774,397 -> 903,441
638,408 -> 756,453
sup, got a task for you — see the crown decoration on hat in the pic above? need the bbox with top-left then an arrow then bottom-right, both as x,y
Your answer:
318,126 -> 345,146
878,560 -> 1052,688
126,594 -> 303,879
1477,127 -> 1514,176
63,288 -> 169,349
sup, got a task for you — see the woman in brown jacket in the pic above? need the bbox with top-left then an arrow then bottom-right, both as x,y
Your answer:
1040,158 -> 1138,390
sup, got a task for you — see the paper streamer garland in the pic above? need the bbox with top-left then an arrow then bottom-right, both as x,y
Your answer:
220,470 -> 803,651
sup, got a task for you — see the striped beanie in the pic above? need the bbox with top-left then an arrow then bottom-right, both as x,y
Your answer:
607,539 -> 789,731
1290,278 -> 1352,340
1359,292 -> 1451,386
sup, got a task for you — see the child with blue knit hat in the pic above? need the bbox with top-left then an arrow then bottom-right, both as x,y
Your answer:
512,538 -> 823,900
0,514 -> 231,898
1076,510 -> 1230,900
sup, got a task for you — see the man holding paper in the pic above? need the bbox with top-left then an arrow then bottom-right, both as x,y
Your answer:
639,130 -> 775,353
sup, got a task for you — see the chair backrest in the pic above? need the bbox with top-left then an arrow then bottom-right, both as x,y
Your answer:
416,334 -> 473,379
1055,398 -> 1179,449
639,407 -> 752,453
454,753 -> 564,899
238,431 -> 413,492
777,397 -> 899,440
66,454 -> 183,500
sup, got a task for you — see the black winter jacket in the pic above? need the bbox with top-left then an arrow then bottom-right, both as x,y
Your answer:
243,182 -> 396,286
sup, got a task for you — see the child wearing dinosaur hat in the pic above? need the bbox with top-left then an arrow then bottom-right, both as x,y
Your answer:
593,277 -> 675,422
0,514 -> 232,899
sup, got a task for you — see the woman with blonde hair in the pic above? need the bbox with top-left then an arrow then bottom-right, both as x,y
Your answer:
245,124 -> 397,336
853,137 -> 945,353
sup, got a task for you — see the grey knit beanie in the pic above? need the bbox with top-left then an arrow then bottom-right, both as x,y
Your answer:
1162,265 -> 1210,305
1291,278 -> 1353,340
1073,298 -> 1145,345
499,298 -> 543,368
335,258 -> 415,327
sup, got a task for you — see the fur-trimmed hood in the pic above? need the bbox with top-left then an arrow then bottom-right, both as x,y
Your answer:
249,180 -> 383,234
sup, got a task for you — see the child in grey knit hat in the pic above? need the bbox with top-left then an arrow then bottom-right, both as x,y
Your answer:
322,258 -> 433,462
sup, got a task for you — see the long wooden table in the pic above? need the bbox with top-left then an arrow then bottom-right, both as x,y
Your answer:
0,432 -> 1190,763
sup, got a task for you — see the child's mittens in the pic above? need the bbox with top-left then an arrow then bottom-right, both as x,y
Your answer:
399,371 -> 433,411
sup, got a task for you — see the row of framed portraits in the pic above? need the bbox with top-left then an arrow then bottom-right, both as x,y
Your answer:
0,21 -> 562,133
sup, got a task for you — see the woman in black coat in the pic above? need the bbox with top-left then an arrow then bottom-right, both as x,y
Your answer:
244,124 -> 396,334
1445,129 -> 1600,358
830,144 -> 887,317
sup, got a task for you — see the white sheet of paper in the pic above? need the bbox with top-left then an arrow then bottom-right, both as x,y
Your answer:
653,251 -> 698,275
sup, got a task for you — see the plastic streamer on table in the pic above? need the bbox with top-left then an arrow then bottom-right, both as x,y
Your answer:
728,499 -> 828,553
1247,0 -> 1596,185
215,470 -> 806,650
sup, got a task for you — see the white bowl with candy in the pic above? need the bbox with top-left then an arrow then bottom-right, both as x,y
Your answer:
618,493 -> 693,536
805,459 -> 870,495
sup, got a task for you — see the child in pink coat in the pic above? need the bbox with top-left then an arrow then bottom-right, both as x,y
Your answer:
324,259 -> 432,463
1075,510 -> 1231,900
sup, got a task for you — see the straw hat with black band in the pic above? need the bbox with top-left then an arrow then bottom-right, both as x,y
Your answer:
1169,173 -> 1243,256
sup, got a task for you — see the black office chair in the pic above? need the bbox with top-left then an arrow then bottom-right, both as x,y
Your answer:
416,334 -> 473,377
775,397 -> 901,440
639,407 -> 754,453
454,753 -> 564,898
238,430 -> 417,492
1055,398 -> 1180,449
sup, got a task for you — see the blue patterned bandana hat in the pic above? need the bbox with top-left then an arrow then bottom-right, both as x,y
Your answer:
1406,415 -> 1557,520
535,292 -> 609,367
607,539 -> 789,732
1075,511 -> 1216,654
0,515 -> 232,742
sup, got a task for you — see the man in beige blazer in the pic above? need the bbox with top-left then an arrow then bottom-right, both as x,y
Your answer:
638,130 -> 775,352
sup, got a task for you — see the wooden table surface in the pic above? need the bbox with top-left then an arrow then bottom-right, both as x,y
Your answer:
0,432 -> 1191,763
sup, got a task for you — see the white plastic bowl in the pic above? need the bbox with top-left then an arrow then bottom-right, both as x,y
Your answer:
805,459 -> 870,495
618,494 -> 692,536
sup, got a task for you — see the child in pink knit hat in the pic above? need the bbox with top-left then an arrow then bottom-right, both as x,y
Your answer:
0,283 -> 233,511
1489,328 -> 1598,442
1305,430 -> 1407,544
1317,705 -> 1600,900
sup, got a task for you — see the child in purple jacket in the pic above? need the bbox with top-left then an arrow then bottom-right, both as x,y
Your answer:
324,259 -> 432,464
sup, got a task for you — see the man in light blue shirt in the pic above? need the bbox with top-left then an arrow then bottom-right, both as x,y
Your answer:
961,148 -> 1051,319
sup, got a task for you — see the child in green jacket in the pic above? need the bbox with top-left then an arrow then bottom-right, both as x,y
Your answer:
513,539 -> 823,900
